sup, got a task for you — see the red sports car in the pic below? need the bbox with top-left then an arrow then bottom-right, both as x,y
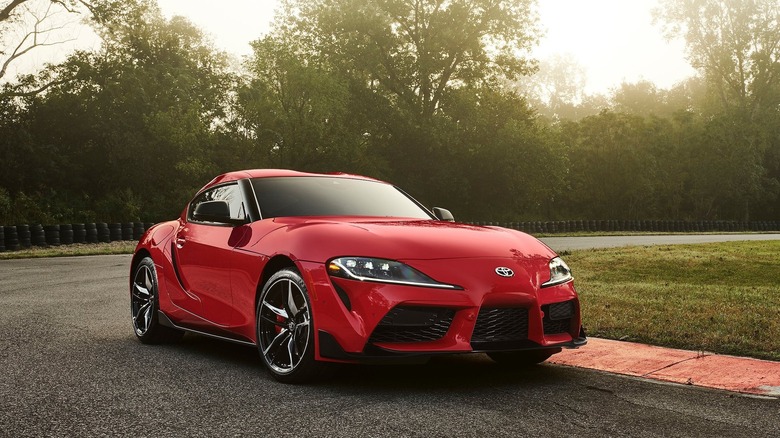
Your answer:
130,169 -> 586,382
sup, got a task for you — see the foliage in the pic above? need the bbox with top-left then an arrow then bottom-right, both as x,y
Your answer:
0,0 -> 779,224
1,0 -> 81,81
279,0 -> 540,120
0,0 -> 237,221
515,55 -> 594,121
657,0 -> 780,117
234,0 -> 553,220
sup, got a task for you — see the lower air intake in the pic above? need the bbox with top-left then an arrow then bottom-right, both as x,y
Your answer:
369,306 -> 454,343
471,307 -> 530,350
542,300 -> 575,335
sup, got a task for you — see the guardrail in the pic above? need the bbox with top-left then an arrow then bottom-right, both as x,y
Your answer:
1,220 -> 778,252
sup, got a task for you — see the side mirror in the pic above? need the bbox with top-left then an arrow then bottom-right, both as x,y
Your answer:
193,200 -> 245,225
432,207 -> 454,222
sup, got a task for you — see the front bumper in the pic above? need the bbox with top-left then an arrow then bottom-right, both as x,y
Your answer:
298,258 -> 586,363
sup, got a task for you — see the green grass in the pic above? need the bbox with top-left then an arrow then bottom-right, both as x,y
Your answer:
534,231 -> 773,237
0,241 -> 136,259
567,241 -> 780,361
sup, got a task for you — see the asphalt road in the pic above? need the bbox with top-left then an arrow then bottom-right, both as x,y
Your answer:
1,236 -> 779,437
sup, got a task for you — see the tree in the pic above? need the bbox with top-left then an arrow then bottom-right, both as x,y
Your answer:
657,0 -> 780,117
612,81 -> 665,116
441,87 -> 566,219
563,111 -> 659,220
656,0 -> 780,219
236,35 -> 386,175
1,0 -> 81,82
279,0 -> 540,121
515,54 -> 589,121
0,0 -> 235,221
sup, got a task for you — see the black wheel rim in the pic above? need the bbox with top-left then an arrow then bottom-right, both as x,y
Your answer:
258,278 -> 311,374
131,264 -> 154,336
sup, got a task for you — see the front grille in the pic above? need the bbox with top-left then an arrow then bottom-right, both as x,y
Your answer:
369,306 -> 454,343
471,307 -> 529,344
542,300 -> 574,334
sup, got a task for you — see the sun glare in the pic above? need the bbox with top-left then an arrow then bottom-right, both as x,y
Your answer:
533,0 -> 695,94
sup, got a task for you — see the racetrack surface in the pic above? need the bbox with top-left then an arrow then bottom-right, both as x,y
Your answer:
2,236 -> 779,437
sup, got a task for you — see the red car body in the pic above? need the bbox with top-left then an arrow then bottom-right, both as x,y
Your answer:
130,169 -> 585,381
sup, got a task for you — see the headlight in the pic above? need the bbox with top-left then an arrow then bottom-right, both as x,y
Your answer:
327,257 -> 459,289
541,257 -> 573,288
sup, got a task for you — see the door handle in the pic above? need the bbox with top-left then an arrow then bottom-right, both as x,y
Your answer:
175,237 -> 186,249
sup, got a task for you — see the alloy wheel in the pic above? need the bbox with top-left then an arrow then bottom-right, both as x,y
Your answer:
257,277 -> 311,375
131,263 -> 155,336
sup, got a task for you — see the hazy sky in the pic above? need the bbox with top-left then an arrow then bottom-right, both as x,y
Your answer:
535,1 -> 695,93
4,0 -> 696,94
155,0 -> 696,95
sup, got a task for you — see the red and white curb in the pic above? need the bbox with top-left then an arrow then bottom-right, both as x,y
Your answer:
550,338 -> 780,397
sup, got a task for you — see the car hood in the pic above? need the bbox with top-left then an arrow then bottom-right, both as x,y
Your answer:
250,217 -> 557,263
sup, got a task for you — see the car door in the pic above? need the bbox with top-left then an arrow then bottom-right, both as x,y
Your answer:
172,182 -> 249,326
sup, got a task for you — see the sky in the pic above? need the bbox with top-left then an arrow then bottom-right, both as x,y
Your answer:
5,0 -> 696,95
533,1 -> 696,93
154,0 -> 696,95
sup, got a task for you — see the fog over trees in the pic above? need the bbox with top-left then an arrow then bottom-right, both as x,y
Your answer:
1,0 -> 778,224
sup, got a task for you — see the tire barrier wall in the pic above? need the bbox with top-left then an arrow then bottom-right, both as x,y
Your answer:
4,226 -> 19,251
85,223 -> 98,244
30,224 -> 46,246
0,222 -> 159,252
16,224 -> 31,248
1,220 -> 779,252
44,225 -> 60,246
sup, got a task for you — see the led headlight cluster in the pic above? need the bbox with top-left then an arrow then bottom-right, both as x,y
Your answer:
327,257 -> 458,289
541,256 -> 573,287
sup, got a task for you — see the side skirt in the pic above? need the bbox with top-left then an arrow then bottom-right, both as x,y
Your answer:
158,310 -> 256,347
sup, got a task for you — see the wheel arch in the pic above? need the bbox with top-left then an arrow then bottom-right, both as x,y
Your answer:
130,248 -> 152,289
255,254 -> 298,313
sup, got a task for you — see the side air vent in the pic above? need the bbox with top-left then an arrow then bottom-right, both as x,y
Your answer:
542,300 -> 575,335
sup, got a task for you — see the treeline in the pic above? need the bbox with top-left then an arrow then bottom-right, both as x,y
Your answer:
0,0 -> 778,225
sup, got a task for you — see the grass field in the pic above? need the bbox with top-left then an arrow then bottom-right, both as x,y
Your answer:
1,238 -> 778,361
0,241 -> 136,259
567,240 -> 780,361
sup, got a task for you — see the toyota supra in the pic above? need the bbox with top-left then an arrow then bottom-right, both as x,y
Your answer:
130,169 -> 586,382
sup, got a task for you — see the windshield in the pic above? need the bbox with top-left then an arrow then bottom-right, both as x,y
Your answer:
251,177 -> 433,219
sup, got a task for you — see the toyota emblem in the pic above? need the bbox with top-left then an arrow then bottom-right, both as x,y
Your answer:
495,267 -> 514,277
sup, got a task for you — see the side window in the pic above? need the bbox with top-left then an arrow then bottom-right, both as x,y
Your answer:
188,183 -> 246,223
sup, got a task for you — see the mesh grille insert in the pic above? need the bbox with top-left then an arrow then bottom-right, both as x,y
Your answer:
369,306 -> 454,343
471,307 -> 529,343
542,300 -> 575,334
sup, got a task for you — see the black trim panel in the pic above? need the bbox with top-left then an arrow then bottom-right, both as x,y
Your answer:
238,178 -> 262,222
317,329 -> 587,363
170,240 -> 189,291
158,311 -> 255,347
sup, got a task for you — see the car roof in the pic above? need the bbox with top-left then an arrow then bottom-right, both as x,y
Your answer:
200,169 -> 383,191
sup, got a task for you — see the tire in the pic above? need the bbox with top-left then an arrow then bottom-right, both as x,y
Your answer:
488,349 -> 559,367
256,269 -> 325,383
130,257 -> 183,344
